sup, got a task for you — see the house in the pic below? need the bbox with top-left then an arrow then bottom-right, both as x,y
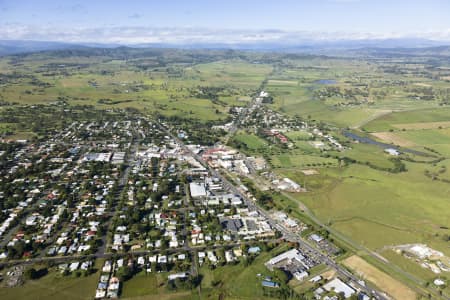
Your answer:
102,260 -> 112,273
248,246 -> 261,254
168,272 -> 188,281
293,271 -> 308,281
207,251 -> 218,264
69,262 -> 80,272
225,250 -> 235,263
95,290 -> 106,299
137,256 -> 145,266
158,255 -> 167,264
81,261 -> 92,270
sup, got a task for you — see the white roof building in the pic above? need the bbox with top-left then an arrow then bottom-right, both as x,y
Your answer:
267,248 -> 305,267
323,278 -> 355,298
189,182 -> 207,198
385,148 -> 400,156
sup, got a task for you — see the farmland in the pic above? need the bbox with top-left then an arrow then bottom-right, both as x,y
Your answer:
1,46 -> 450,299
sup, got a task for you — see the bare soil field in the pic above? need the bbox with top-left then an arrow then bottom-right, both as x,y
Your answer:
343,255 -> 417,300
371,132 -> 416,147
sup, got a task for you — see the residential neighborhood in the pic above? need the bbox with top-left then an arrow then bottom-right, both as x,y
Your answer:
0,109 -> 388,299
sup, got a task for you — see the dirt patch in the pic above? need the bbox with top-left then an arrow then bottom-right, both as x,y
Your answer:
343,255 -> 416,300
301,169 -> 319,176
320,269 -> 336,280
268,79 -> 297,85
392,121 -> 450,130
412,83 -> 432,87
371,132 -> 416,147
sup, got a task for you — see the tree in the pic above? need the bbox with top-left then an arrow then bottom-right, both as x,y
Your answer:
24,267 -> 38,280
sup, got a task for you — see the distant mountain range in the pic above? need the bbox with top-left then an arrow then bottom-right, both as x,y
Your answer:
0,38 -> 449,56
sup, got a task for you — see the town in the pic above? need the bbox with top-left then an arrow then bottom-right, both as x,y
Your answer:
0,105 -> 387,300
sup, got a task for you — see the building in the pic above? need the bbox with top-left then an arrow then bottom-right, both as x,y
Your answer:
189,182 -> 207,198
322,278 -> 355,299
262,280 -> 279,288
385,148 -> 400,156
266,248 -> 305,270
168,272 -> 188,281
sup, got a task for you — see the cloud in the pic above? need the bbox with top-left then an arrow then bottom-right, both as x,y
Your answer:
56,3 -> 87,13
128,13 -> 142,19
0,24 -> 449,44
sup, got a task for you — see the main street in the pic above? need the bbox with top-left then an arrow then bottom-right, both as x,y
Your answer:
157,121 -> 389,300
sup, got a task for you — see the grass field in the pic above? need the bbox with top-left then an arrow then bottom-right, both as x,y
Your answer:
332,142 -> 397,169
368,128 -> 450,156
393,121 -> 450,130
270,153 -> 339,169
122,291 -> 195,300
233,132 -> 268,151
297,163 -> 450,254
121,272 -> 198,300
397,128 -> 450,146
198,244 -> 291,300
120,245 -> 293,300
378,250 -> 437,282
343,255 -> 417,300
0,54 -> 271,123
284,130 -> 313,141
0,261 -> 103,300
364,108 -> 450,132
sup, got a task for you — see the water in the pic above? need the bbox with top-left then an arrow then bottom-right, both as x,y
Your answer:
342,131 -> 429,156
314,79 -> 337,85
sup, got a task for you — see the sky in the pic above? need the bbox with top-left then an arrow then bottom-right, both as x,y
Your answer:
0,0 -> 450,44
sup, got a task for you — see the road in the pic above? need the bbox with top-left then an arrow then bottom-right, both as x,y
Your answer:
156,122 -> 389,300
96,136 -> 140,257
277,190 -> 449,300
213,95 -> 446,299
0,239 -> 277,269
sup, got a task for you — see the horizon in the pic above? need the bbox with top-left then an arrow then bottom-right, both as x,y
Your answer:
1,0 -> 450,45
